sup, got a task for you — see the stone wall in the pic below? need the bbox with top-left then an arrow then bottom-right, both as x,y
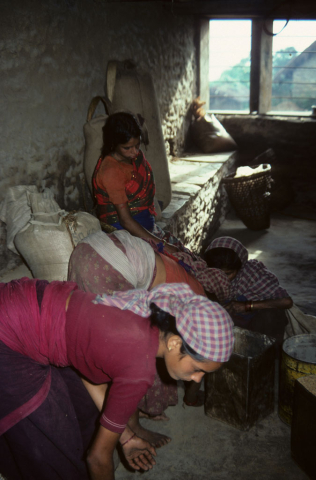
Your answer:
0,0 -> 197,211
218,115 -> 316,181
160,153 -> 237,253
218,114 -> 316,212
175,169 -> 233,253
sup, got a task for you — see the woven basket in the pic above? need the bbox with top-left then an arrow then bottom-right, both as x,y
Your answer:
223,164 -> 272,231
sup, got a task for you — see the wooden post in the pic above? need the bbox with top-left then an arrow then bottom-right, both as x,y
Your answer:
198,19 -> 210,109
250,19 -> 273,114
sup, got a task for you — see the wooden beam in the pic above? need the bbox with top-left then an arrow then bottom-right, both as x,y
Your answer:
250,19 -> 262,113
259,19 -> 273,113
165,0 -> 316,19
198,19 -> 210,108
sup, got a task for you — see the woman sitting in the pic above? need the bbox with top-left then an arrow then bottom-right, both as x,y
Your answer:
0,278 -> 233,480
204,236 -> 293,345
92,111 -> 180,254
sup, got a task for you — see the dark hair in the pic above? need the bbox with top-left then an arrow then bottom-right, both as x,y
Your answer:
101,112 -> 142,157
149,303 -> 207,363
204,247 -> 242,271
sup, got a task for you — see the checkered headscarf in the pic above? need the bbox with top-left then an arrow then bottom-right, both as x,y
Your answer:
206,236 -> 248,264
206,236 -> 289,302
93,283 -> 234,362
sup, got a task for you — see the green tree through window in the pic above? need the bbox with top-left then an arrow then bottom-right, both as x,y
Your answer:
209,56 -> 250,111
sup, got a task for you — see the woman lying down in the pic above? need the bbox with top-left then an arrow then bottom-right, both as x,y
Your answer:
204,236 -> 293,346
0,278 -> 234,480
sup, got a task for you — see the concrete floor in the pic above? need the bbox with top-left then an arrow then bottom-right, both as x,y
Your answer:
0,205 -> 314,480
115,206 -> 315,480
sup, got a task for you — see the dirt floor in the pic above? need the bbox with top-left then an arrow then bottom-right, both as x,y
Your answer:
114,206 -> 315,480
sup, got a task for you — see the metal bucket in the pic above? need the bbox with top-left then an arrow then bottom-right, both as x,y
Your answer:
279,334 -> 316,425
205,327 -> 276,431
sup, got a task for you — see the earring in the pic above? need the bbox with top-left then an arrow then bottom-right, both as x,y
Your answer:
168,347 -> 172,352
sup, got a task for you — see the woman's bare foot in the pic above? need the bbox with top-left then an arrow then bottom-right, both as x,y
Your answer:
132,424 -> 171,448
139,411 -> 170,421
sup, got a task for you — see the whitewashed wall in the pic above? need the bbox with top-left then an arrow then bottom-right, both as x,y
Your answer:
0,0 -> 197,210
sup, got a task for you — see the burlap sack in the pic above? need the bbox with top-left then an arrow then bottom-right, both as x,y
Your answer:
190,113 -> 237,154
106,60 -> 171,211
83,96 -> 111,194
284,304 -> 316,339
83,86 -> 163,220
0,185 -> 38,254
14,190 -> 101,281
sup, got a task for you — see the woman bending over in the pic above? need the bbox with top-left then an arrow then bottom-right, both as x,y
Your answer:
68,229 -> 205,298
0,279 -> 233,480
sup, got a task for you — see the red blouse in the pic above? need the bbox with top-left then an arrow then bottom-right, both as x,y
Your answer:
159,253 -> 206,297
65,289 -> 159,433
93,151 -> 156,224
95,156 -> 133,205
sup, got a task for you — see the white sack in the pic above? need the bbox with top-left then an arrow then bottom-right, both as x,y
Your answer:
14,190 -> 101,282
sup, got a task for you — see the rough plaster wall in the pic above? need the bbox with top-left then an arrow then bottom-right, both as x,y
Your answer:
0,0 -> 196,272
0,0 -> 196,209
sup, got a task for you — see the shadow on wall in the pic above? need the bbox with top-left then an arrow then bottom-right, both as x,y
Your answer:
42,152 -> 82,211
218,115 -> 316,182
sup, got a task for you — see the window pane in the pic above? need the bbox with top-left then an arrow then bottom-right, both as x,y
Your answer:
209,20 -> 251,112
271,20 -> 316,113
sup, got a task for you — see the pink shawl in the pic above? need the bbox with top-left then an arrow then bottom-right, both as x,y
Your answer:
0,277 -> 77,366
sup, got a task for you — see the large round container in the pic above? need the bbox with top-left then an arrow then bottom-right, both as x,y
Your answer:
222,164 -> 272,231
279,334 -> 316,425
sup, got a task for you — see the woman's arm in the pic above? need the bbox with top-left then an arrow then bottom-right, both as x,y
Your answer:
81,378 -> 157,475
115,202 -> 178,254
87,426 -> 119,480
81,377 -> 108,411
231,296 -> 293,314
81,378 -> 139,446
87,423 -> 156,479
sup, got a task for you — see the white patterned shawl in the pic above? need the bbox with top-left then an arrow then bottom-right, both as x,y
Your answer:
81,230 -> 155,290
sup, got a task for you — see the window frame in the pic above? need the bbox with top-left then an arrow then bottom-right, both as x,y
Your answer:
205,18 -> 316,117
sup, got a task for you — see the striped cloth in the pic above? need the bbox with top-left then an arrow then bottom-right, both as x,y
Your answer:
206,236 -> 289,303
93,283 -> 234,362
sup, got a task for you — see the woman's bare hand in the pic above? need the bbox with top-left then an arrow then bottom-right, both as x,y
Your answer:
230,301 -> 248,314
230,297 -> 293,313
164,243 -> 179,254
122,434 -> 157,471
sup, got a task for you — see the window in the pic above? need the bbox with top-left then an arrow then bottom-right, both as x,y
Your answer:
271,20 -> 316,113
209,19 -> 316,115
209,20 -> 252,113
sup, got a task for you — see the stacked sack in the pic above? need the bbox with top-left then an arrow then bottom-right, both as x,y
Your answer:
2,186 -> 101,281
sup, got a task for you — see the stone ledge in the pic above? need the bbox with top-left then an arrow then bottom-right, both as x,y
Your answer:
157,151 -> 237,252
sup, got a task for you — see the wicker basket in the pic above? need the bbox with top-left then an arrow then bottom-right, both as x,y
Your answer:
223,164 -> 272,231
